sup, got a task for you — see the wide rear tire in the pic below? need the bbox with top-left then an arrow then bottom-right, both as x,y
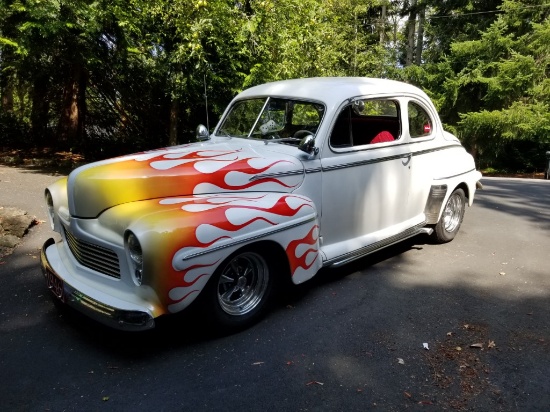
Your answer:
432,188 -> 466,244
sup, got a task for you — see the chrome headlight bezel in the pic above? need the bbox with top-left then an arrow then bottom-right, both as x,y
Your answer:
45,189 -> 55,230
125,231 -> 144,286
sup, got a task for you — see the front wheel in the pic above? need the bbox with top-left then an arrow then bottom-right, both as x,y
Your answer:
432,188 -> 466,244
203,247 -> 276,331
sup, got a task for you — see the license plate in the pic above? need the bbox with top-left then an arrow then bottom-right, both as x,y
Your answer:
45,269 -> 65,303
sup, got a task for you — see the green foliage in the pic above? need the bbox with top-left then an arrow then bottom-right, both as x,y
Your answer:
422,0 -> 504,63
440,0 -> 550,171
459,102 -> 550,143
0,0 -> 548,172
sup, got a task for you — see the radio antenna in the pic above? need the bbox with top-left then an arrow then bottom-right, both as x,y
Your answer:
204,74 -> 209,131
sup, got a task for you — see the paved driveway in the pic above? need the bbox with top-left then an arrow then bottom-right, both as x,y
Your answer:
0,165 -> 549,411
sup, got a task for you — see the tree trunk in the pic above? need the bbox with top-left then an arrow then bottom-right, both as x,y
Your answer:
57,63 -> 87,149
1,47 -> 15,113
17,82 -> 26,119
406,0 -> 417,66
1,81 -> 14,113
169,98 -> 179,146
379,4 -> 387,45
415,5 -> 425,65
31,75 -> 50,145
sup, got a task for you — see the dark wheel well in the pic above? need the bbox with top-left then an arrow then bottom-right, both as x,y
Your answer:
248,240 -> 292,288
455,182 -> 470,202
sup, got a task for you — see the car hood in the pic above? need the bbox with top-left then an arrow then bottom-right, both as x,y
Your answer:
67,139 -> 306,218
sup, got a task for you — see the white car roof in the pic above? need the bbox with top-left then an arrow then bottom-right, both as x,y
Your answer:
236,77 -> 430,105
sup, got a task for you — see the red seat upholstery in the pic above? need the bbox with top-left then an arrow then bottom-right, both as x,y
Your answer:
370,131 -> 394,144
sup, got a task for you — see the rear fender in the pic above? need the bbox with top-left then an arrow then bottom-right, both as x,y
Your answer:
425,170 -> 482,224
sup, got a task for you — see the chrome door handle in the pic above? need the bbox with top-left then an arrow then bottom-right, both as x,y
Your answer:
402,154 -> 412,166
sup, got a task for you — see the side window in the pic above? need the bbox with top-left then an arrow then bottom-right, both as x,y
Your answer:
354,99 -> 398,117
329,99 -> 401,148
329,106 -> 352,147
408,101 -> 432,138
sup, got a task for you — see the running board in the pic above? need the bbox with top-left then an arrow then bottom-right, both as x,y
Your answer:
324,224 -> 432,268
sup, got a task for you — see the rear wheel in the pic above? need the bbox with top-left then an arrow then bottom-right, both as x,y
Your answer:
203,246 -> 276,331
433,188 -> 466,243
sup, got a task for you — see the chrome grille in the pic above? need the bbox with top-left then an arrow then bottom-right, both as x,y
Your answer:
63,227 -> 121,279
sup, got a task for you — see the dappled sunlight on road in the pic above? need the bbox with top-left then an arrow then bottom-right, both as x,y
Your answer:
0,306 -> 52,333
389,266 -> 550,300
326,354 -> 375,386
384,241 -> 550,300
374,178 -> 550,300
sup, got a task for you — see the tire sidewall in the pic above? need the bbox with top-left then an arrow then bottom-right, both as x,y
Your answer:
433,188 -> 466,243
201,245 -> 277,332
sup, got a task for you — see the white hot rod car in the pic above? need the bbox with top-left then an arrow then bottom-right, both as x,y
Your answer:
41,77 -> 482,331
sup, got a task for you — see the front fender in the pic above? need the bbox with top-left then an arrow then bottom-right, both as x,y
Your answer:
100,193 -> 320,314
45,177 -> 69,233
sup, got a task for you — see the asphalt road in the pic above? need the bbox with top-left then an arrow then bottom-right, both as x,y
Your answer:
1,164 -> 549,411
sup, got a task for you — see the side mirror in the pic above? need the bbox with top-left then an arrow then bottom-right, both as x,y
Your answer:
298,133 -> 319,156
196,124 -> 210,141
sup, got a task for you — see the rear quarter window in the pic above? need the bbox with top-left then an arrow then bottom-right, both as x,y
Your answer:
408,101 -> 433,138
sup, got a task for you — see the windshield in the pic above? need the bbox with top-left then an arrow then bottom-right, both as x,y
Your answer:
216,97 -> 324,142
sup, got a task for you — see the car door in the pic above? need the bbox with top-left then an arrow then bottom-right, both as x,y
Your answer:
405,98 -> 441,222
319,97 -> 417,262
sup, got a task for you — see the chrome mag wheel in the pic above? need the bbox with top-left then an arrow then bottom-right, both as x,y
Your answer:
442,191 -> 465,233
217,251 -> 269,316
433,188 -> 466,244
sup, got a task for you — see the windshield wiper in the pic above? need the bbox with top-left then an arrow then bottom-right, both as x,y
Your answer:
263,137 -> 301,145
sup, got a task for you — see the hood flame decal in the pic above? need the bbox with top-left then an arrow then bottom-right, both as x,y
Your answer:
70,147 -> 304,217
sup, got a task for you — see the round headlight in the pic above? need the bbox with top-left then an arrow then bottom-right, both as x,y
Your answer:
127,232 -> 143,285
45,190 -> 55,230
127,233 -> 143,265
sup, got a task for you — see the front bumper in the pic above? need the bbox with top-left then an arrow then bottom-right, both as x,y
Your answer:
41,238 -> 155,331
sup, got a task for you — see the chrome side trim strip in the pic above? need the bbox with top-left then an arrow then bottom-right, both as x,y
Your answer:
179,216 -> 318,261
249,169 -> 304,181
433,168 -> 477,181
411,143 -> 464,157
323,222 -> 427,268
323,153 -> 410,171
322,144 -> 463,172
305,167 -> 322,174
